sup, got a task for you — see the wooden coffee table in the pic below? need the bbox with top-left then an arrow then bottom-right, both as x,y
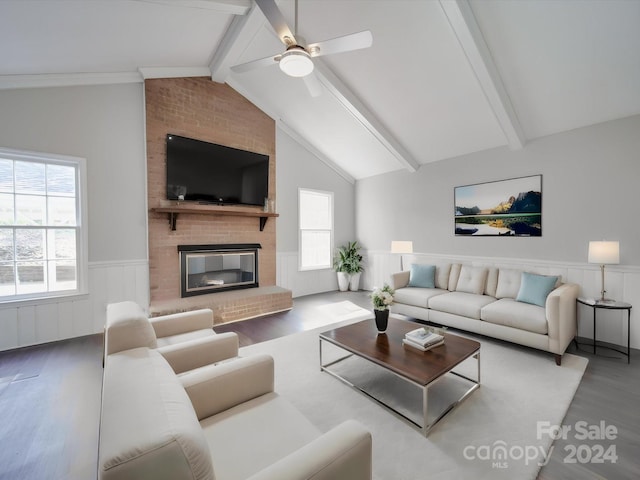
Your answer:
319,316 -> 480,436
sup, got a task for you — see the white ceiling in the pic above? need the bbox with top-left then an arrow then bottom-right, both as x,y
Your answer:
1,0 -> 639,182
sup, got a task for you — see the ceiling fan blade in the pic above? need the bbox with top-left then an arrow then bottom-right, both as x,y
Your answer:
255,0 -> 297,46
230,53 -> 281,74
307,30 -> 373,57
303,72 -> 323,97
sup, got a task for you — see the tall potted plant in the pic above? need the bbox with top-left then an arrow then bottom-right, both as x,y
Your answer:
333,241 -> 364,292
346,241 -> 363,291
333,244 -> 351,291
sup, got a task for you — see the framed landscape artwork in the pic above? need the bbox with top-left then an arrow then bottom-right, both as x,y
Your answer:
454,175 -> 542,236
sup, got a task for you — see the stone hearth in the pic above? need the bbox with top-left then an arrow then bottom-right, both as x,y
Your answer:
149,286 -> 292,324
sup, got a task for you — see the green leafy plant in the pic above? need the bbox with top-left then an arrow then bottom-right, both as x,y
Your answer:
333,241 -> 364,274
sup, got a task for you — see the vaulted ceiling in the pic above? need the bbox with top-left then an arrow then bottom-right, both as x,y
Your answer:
1,0 -> 639,182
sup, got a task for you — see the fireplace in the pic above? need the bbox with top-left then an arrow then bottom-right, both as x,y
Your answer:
178,244 -> 260,297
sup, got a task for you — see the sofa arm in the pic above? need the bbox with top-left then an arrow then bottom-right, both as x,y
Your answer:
150,309 -> 213,338
180,354 -> 274,420
247,420 -> 372,480
157,332 -> 239,374
546,283 -> 580,355
390,271 -> 410,290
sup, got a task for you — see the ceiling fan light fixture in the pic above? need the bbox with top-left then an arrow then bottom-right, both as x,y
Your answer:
279,47 -> 314,77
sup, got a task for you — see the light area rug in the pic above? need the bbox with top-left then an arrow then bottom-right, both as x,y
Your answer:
240,316 -> 588,480
313,300 -> 372,324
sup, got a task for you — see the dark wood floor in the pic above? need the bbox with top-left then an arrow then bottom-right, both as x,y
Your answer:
0,333 -> 103,480
0,290 -> 638,479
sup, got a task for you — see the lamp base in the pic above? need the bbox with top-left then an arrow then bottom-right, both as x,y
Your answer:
597,265 -> 615,305
596,297 -> 616,305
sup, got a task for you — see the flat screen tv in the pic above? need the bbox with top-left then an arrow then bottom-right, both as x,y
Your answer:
166,134 -> 269,206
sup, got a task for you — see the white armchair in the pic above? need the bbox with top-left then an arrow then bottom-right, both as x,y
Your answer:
105,301 -> 238,373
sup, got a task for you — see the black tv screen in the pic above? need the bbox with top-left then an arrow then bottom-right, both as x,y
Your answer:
166,134 -> 269,206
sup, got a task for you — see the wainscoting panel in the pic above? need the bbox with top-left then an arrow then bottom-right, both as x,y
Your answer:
0,260 -> 149,352
90,260 -> 150,334
0,308 -> 18,351
362,251 -> 640,349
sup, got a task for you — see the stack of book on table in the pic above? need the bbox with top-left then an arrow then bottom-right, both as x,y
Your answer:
403,327 -> 445,352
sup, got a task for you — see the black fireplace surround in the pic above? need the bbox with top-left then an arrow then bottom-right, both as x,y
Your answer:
178,244 -> 260,297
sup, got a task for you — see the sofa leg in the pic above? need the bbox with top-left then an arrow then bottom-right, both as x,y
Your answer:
554,354 -> 562,366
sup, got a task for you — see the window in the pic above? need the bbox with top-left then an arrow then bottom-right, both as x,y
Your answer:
299,188 -> 333,271
0,148 -> 87,301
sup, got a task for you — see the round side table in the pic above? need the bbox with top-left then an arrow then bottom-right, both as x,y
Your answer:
577,297 -> 632,363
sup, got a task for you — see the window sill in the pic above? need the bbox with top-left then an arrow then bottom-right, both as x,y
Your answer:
0,291 -> 90,309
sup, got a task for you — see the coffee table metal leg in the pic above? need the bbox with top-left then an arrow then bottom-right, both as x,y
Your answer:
319,337 -> 355,371
422,385 -> 429,436
421,350 -> 481,436
320,338 -> 481,437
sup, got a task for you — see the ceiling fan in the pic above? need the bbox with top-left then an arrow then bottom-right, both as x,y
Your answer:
231,0 -> 373,96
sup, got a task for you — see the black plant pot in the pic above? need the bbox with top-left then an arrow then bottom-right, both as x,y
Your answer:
374,309 -> 389,333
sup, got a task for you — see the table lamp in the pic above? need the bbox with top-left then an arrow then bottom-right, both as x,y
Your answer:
588,240 -> 619,302
391,241 -> 413,271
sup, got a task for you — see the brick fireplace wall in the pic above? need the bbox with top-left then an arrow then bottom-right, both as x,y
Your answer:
145,77 -> 285,320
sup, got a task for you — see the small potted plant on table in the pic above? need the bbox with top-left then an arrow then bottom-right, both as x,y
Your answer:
370,284 -> 395,333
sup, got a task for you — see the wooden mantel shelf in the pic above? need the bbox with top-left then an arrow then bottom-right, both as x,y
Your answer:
151,204 -> 279,231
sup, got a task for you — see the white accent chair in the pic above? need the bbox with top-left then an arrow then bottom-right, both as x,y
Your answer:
105,301 -> 238,373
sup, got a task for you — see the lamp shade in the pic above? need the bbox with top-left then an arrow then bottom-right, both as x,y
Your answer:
588,241 -> 620,265
391,241 -> 413,254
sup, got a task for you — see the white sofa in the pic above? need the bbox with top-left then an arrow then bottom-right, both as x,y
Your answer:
390,262 -> 579,365
99,303 -> 373,480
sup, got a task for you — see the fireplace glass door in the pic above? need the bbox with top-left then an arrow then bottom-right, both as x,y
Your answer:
179,246 -> 259,297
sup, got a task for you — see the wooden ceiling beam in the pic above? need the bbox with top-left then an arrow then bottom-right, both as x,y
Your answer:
439,0 -> 525,150
313,60 -> 420,173
209,1 -> 265,82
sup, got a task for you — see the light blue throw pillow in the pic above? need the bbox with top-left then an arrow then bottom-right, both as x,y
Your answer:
408,264 -> 436,288
516,272 -> 558,307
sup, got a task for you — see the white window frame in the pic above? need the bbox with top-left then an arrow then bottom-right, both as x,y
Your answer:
298,188 -> 334,271
0,147 -> 88,303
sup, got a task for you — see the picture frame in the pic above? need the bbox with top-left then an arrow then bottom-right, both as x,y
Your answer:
454,175 -> 542,236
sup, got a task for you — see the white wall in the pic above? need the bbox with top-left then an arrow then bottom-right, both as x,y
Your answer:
0,84 -> 149,350
0,84 -> 148,262
275,126 -> 356,297
356,115 -> 640,348
356,115 -> 640,265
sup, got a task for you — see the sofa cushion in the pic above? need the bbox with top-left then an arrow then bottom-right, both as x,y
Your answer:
495,268 -> 522,299
99,348 -> 214,480
484,267 -> 498,297
428,292 -> 496,320
435,263 -> 452,290
201,392 -> 320,480
481,298 -> 548,335
394,287 -> 448,308
455,265 -> 488,295
448,263 -> 462,291
408,264 -> 436,288
516,272 -> 559,307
